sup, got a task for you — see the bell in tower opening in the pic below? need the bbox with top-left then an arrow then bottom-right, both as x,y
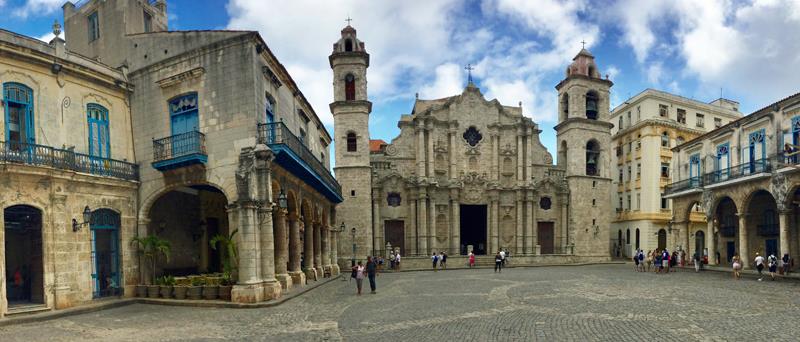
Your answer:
586,140 -> 599,176
586,91 -> 599,120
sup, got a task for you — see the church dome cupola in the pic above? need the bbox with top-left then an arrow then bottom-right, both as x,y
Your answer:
333,24 -> 366,53
566,48 -> 600,79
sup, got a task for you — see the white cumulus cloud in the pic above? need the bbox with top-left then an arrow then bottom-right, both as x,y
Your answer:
14,0 -> 63,19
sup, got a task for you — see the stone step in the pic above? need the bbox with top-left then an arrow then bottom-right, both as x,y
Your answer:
5,304 -> 50,317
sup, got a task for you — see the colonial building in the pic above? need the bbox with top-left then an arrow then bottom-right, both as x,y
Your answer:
1,0 -> 341,317
609,90 -> 741,257
0,26 -> 138,317
665,92 -> 800,267
336,24 -> 612,262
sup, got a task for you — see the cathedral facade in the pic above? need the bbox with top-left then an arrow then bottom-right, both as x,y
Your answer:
333,27 -> 612,261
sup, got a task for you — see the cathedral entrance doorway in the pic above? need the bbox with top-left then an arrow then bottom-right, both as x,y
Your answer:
460,205 -> 487,255
538,222 -> 555,254
384,220 -> 405,256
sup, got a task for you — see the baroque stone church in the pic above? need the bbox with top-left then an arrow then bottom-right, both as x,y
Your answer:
333,26 -> 613,262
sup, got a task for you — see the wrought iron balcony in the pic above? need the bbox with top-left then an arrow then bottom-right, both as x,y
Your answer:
703,158 -> 771,186
257,122 -> 342,202
664,177 -> 703,196
0,141 -> 138,181
152,131 -> 207,171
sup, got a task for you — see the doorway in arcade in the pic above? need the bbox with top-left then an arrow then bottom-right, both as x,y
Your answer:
147,185 -> 229,278
460,204 -> 487,255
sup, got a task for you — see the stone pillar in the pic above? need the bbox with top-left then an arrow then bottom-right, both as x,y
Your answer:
516,193 -> 524,254
410,195 -> 418,254
429,194 -> 437,252
738,213 -> 750,269
288,214 -> 305,286
304,214 -> 316,280
313,221 -> 322,279
560,201 -> 569,253
231,202 -> 265,303
517,134 -> 524,181
418,190 -> 428,255
449,130 -> 457,178
526,128 -> 534,180
683,222 -> 690,256
417,124 -> 426,179
706,219 -> 717,265
330,228 -> 340,275
491,197 -> 500,253
493,135 -> 499,180
427,126 -> 435,178
780,210 -> 791,259
258,205 -> 281,300
322,226 -> 331,275
273,208 -> 291,289
373,194 -> 382,255
526,192 -> 535,255
451,195 -> 460,254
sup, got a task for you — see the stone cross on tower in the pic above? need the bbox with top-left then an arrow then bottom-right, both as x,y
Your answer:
464,63 -> 474,84
345,16 -> 353,26
581,40 -> 586,49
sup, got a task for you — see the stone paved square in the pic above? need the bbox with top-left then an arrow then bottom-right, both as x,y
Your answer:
2,265 -> 799,341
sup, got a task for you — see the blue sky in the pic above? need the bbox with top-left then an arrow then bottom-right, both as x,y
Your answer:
3,0 -> 800,159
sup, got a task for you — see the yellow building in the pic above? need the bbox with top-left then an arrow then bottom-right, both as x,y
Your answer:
609,89 -> 741,257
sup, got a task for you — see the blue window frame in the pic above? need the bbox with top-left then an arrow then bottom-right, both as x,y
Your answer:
88,11 -> 100,42
169,93 -> 199,136
266,95 -> 275,143
90,209 -> 120,298
715,143 -> 730,180
689,153 -> 701,186
3,82 -> 35,150
87,104 -> 110,159
744,129 -> 766,174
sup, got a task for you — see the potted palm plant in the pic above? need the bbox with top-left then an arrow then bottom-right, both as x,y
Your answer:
187,276 -> 204,300
173,278 -> 188,300
211,229 -> 238,301
159,275 -> 175,298
130,234 -> 171,298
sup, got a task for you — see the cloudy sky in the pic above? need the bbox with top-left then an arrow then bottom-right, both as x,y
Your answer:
2,0 -> 799,157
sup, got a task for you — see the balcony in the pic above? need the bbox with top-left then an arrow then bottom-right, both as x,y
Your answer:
152,131 -> 207,171
0,141 -> 138,181
257,122 -> 342,203
664,177 -> 703,196
703,158 -> 771,187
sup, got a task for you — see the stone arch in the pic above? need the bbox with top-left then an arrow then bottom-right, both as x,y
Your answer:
139,182 -> 232,222
560,93 -> 569,120
285,190 -> 299,217
585,139 -> 600,176
742,189 -> 780,258
713,196 -> 738,265
558,140 -> 567,168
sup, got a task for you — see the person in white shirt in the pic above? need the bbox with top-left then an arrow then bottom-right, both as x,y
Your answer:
499,250 -> 506,267
754,253 -> 765,281
395,252 -> 401,271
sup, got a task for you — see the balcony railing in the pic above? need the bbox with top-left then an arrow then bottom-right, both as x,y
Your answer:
257,122 -> 341,195
664,177 -> 703,195
703,158 -> 771,186
152,131 -> 207,171
0,141 -> 138,181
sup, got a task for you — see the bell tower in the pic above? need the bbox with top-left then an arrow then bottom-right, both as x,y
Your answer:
330,24 -> 373,265
554,47 -> 613,258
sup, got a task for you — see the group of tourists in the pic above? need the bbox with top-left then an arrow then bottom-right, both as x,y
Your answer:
738,252 -> 791,281
431,251 -> 448,270
494,249 -> 509,272
351,256 -> 379,295
632,248 -> 684,273
388,251 -> 402,271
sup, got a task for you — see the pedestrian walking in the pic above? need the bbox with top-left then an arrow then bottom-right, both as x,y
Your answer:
670,251 -> 678,272
469,250 -> 476,268
655,252 -> 663,274
732,254 -> 742,280
693,252 -> 701,272
500,249 -> 506,267
782,253 -> 791,276
353,261 -> 365,295
441,252 -> 448,269
366,256 -> 378,294
633,249 -> 639,271
645,250 -> 653,272
431,253 -> 439,271
637,250 -> 644,272
768,253 -> 778,281
395,252 -> 401,271
389,251 -> 396,270
494,251 -> 502,273
754,253 -> 765,281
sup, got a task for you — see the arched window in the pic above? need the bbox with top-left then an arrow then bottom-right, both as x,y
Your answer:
626,228 -> 630,245
558,140 -> 567,167
657,229 -> 667,250
346,132 -> 357,152
561,93 -> 569,118
87,103 -> 110,159
586,140 -> 600,176
3,82 -> 35,148
661,132 -> 670,147
588,65 -> 595,78
585,91 -> 598,119
344,39 -> 353,52
635,228 -> 640,249
344,74 -> 355,101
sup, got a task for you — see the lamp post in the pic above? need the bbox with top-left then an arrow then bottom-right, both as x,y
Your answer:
278,189 -> 288,210
351,226 -> 357,267
72,206 -> 92,232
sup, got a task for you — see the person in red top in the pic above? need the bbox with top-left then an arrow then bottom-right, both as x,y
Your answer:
469,251 -> 476,268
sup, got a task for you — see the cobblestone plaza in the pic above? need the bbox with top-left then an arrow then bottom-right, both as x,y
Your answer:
2,264 -> 799,341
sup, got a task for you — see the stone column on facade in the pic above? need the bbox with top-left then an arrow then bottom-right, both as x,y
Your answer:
779,210 -> 791,259
429,194 -> 437,252
427,125 -> 435,178
706,219 -> 717,265
288,214 -> 305,286
517,134 -> 524,182
682,222 -> 690,256
451,191 -> 461,254
491,195 -> 500,253
373,193 -> 382,255
273,208 -> 291,289
313,221 -> 322,279
330,228 -> 340,275
418,189 -> 428,255
738,213 -> 750,269
526,128 -> 534,181
230,202 -> 266,303
492,135 -> 500,181
515,192 -> 524,255
304,214 -> 316,280
526,192 -> 535,255
449,129 -> 457,178
321,225 -> 331,275
410,194 -> 418,254
417,124 -> 426,179
256,146 -> 281,300
560,201 -> 569,253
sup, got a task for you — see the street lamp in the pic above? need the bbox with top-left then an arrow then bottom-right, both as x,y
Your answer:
351,226 -> 357,267
72,206 -> 92,232
278,189 -> 288,209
